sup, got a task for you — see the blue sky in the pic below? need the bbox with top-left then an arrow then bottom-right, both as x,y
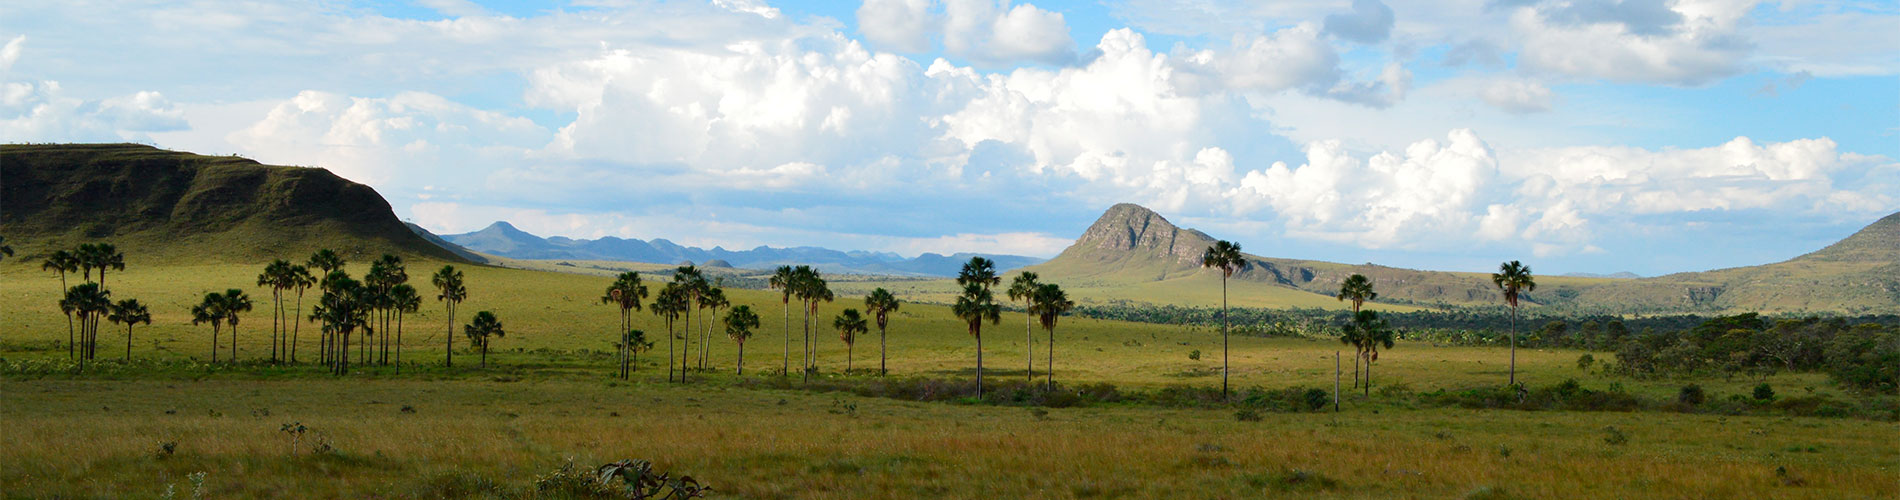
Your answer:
2,0 -> 1896,276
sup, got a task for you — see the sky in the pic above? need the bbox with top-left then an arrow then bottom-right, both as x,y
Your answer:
2,0 -> 1896,276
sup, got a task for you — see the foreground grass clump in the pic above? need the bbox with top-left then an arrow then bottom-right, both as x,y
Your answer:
5,378 -> 1897,499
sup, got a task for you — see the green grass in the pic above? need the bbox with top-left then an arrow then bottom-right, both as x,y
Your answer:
3,258 -> 1893,498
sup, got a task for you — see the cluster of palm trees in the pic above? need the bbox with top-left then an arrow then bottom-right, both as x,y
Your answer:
42,243 -> 151,368
950,257 -> 1076,398
1198,240 -> 1538,398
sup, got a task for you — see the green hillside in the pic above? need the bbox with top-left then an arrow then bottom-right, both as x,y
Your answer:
0,144 -> 467,265
1025,203 -> 1900,314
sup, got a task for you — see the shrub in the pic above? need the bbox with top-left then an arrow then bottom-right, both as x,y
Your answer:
1753,383 -> 1776,401
1576,354 -> 1595,371
1602,426 -> 1628,445
1188,349 -> 1201,361
1678,385 -> 1706,406
1303,388 -> 1331,411
1235,408 -> 1262,422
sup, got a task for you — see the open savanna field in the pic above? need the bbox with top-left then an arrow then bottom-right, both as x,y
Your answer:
3,258 -> 1896,498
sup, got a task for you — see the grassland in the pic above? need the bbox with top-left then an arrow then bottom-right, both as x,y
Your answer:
3,258 -> 1896,498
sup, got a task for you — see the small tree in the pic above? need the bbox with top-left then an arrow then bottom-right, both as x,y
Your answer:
220,289 -> 253,362
432,265 -> 466,368
1030,283 -> 1074,391
725,305 -> 760,375
833,309 -> 867,373
624,329 -> 652,373
106,299 -> 151,361
191,293 -> 227,363
464,311 -> 505,369
864,288 -> 901,376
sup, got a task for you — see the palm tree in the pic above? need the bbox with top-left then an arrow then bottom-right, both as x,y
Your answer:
1030,283 -> 1074,392
1008,271 -> 1040,382
602,272 -> 648,379
1491,260 -> 1536,386
107,299 -> 151,361
61,283 -> 110,368
287,265 -> 314,363
308,249 -> 345,274
952,283 -> 1001,399
311,275 -> 371,375
700,285 -> 728,370
864,288 -> 900,376
793,266 -> 833,382
365,254 -> 408,365
220,289 -> 253,361
725,305 -> 761,375
463,311 -> 505,369
1351,310 -> 1395,396
652,284 -> 687,383
671,266 -> 706,379
43,250 -> 78,359
625,329 -> 652,373
1336,273 -> 1376,386
1338,316 -> 1368,390
390,284 -> 421,370
833,309 -> 867,373
77,243 -> 124,290
432,265 -> 466,367
770,266 -> 796,376
258,260 -> 292,363
1201,240 -> 1246,400
191,293 -> 227,363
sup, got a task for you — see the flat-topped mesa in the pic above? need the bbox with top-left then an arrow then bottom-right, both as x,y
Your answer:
1074,203 -> 1218,264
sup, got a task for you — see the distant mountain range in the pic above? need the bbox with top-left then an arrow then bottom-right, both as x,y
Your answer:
1561,272 -> 1642,279
437,221 -> 1043,277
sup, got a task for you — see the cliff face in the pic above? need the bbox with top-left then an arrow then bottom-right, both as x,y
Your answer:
1,143 -> 467,263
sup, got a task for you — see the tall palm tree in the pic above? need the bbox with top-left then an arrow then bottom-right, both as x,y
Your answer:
864,288 -> 900,376
365,254 -> 407,365
107,299 -> 151,361
770,266 -> 796,376
258,260 -> 292,363
952,283 -> 1001,399
833,309 -> 867,373
1352,310 -> 1395,396
1491,260 -> 1536,386
90,243 -> 124,290
220,289 -> 253,361
1338,316 -> 1369,390
671,266 -> 706,379
287,265 -> 315,363
1030,283 -> 1074,392
725,305 -> 760,375
43,250 -> 78,359
652,284 -> 687,382
311,276 -> 371,375
602,272 -> 648,379
431,265 -> 466,368
390,284 -> 421,371
463,311 -> 505,369
1201,240 -> 1246,400
191,293 -> 227,363
700,285 -> 728,370
1337,273 -> 1376,385
793,266 -> 833,382
61,283 -> 110,368
1008,271 -> 1040,382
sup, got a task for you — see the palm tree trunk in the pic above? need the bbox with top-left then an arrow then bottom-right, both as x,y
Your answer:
396,310 -> 404,373
126,325 -> 134,361
1351,348 -> 1360,389
211,325 -> 220,363
231,322 -> 240,361
1509,305 -> 1518,386
1364,350 -> 1373,397
1221,275 -> 1230,401
1026,311 -> 1034,383
782,302 -> 790,376
293,290 -> 304,364
737,341 -> 745,376
801,302 -> 811,383
667,318 -> 677,383
59,274 -> 72,360
976,329 -> 984,401
1047,325 -> 1056,392
847,341 -> 853,373
480,342 -> 487,369
880,326 -> 887,377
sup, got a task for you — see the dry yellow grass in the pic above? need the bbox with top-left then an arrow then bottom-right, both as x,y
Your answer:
3,379 -> 1894,499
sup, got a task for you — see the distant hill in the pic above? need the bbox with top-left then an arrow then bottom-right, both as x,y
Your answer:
1026,203 -> 1900,314
1563,272 -> 1642,279
0,144 -> 470,264
441,221 -> 1044,277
